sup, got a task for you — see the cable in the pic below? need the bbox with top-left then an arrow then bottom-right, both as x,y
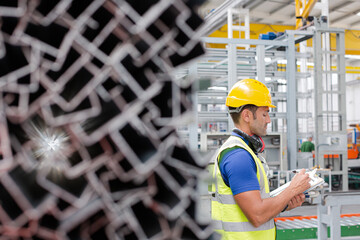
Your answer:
266,24 -> 279,33
346,29 -> 360,39
248,24 -> 271,34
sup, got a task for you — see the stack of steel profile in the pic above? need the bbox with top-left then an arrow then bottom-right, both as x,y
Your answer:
0,1 -> 218,239
275,214 -> 360,239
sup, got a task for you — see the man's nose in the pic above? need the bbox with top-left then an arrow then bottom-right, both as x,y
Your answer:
266,113 -> 271,123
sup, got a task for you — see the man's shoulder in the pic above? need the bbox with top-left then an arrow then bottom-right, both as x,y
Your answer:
219,146 -> 243,160
220,147 -> 253,165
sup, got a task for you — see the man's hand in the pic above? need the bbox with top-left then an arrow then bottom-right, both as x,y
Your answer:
286,193 -> 305,211
288,169 -> 311,195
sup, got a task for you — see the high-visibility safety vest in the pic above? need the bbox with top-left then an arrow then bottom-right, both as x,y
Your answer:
211,135 -> 276,240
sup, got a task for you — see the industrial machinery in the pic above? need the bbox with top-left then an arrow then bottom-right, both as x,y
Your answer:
348,124 -> 360,161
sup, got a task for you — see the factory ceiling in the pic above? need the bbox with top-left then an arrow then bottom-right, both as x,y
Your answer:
198,0 -> 360,30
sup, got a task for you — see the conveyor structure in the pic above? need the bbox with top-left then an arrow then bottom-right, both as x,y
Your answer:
275,214 -> 360,239
274,191 -> 360,240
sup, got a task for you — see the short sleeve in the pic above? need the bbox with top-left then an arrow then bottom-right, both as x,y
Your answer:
219,148 -> 260,195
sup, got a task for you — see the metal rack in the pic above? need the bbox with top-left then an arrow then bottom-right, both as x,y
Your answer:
313,22 -> 348,191
182,23 -> 348,191
181,34 -> 314,169
315,192 -> 360,239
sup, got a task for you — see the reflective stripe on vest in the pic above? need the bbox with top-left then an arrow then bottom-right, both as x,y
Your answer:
211,135 -> 275,239
211,194 -> 235,204
212,219 -> 274,232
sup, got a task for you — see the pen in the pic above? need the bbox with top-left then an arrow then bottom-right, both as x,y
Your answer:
292,169 -> 313,174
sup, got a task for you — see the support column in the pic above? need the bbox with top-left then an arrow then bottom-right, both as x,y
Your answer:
227,43 -> 236,131
227,8 -> 237,131
188,64 -> 198,151
256,45 -> 265,83
329,205 -> 341,239
317,203 -> 328,240
286,32 -> 297,170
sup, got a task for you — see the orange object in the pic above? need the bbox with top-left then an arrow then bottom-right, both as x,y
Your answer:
349,124 -> 360,132
275,213 -> 360,222
348,144 -> 359,159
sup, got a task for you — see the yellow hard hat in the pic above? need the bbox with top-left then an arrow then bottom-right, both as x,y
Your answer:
226,79 -> 276,108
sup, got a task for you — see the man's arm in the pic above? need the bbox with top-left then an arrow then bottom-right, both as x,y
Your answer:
233,169 -> 310,227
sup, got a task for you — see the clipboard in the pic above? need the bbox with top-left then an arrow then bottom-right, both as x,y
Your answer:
270,169 -> 325,197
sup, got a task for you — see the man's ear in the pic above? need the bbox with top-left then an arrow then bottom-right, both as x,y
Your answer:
241,109 -> 251,123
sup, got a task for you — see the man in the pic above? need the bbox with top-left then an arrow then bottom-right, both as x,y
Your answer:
301,136 -> 315,154
211,79 -> 311,239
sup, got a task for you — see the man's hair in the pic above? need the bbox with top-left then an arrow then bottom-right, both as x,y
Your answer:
229,104 -> 258,124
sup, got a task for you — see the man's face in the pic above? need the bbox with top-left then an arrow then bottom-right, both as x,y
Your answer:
249,106 -> 271,136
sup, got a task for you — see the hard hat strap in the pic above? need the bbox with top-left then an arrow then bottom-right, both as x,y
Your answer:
228,105 -> 245,114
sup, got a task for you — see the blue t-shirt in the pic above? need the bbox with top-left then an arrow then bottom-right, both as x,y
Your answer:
219,133 -> 260,195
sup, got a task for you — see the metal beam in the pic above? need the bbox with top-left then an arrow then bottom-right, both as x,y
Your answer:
329,1 -> 352,12
202,37 -> 289,46
331,9 -> 360,24
272,91 -> 312,99
349,19 -> 360,27
199,0 -> 246,36
250,10 -> 293,23
198,98 -> 226,104
243,0 -> 264,10
269,0 -> 294,15
198,91 -> 227,97
198,111 -> 311,121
